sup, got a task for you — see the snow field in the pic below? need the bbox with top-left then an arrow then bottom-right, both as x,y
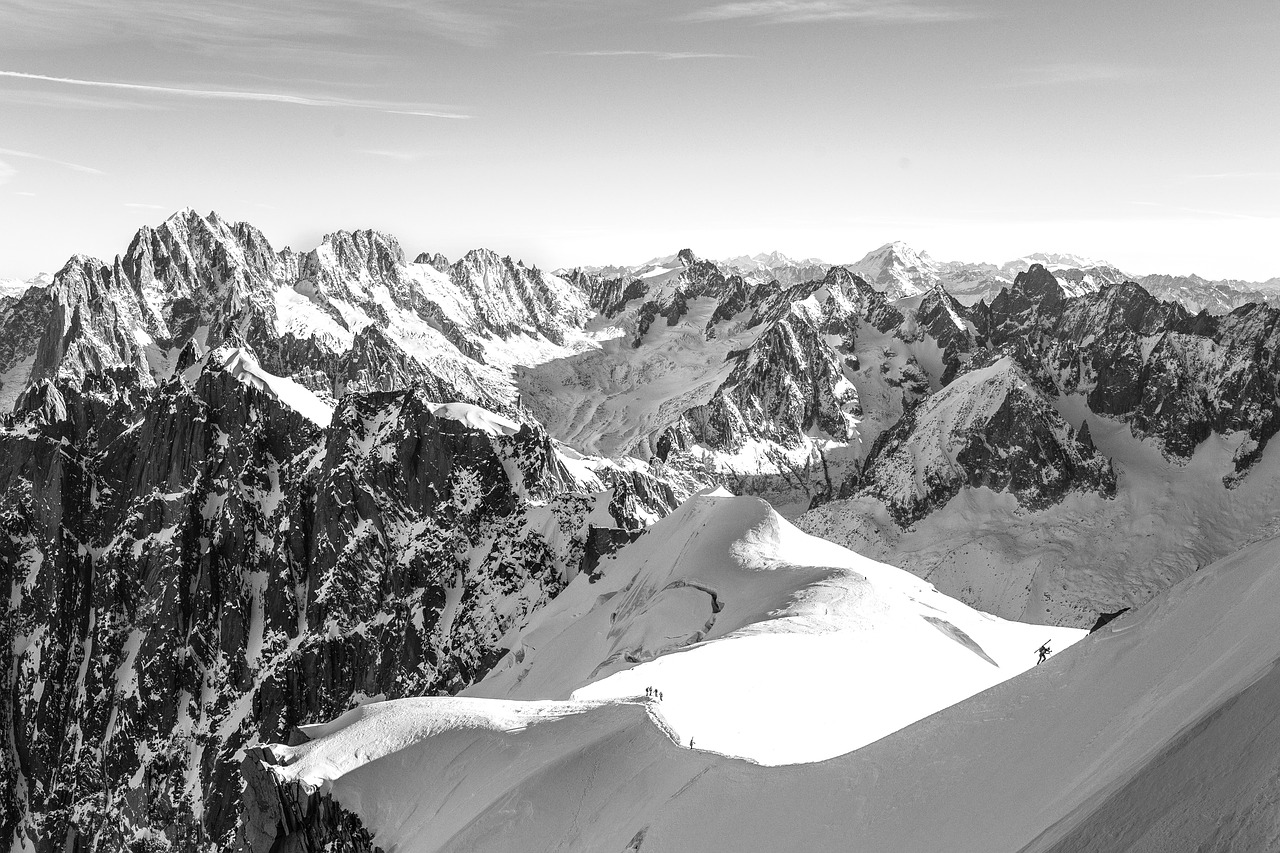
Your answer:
276,522 -> 1280,852
267,489 -> 1099,851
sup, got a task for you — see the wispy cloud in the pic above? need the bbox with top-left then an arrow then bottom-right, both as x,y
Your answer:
0,0 -> 503,50
1130,201 -> 1268,221
14,190 -> 36,196
123,202 -> 169,210
683,0 -> 976,24
995,62 -> 1152,88
0,70 -> 470,118
1185,172 -> 1280,181
359,149 -> 436,162
547,50 -> 752,60
0,160 -> 15,185
0,88 -> 154,110
0,145 -> 104,174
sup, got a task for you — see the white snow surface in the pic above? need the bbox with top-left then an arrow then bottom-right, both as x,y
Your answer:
428,402 -> 520,436
517,295 -> 762,458
214,346 -> 335,427
802,395 -> 1280,627
470,490 -> 1081,764
846,241 -> 940,298
268,519 -> 1280,853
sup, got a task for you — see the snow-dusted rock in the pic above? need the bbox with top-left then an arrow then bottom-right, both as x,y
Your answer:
0,361 -> 684,850
860,354 -> 1115,525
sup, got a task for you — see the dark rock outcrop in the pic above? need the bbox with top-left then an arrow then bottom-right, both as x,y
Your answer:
0,361 -> 676,851
860,355 -> 1116,525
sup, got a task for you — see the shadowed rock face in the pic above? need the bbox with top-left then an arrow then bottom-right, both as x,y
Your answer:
860,354 -> 1116,526
968,265 -> 1280,480
240,749 -> 382,853
0,364 -> 677,852
648,267 -> 882,459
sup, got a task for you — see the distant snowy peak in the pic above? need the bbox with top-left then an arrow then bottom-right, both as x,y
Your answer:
0,208 -> 604,416
718,250 -> 825,271
575,249 -> 701,286
0,272 -> 50,302
1003,251 -> 1108,274
842,244 -> 1124,305
1136,272 -> 1280,313
412,251 -> 451,273
847,241 -> 941,299
716,251 -> 831,286
580,249 -> 829,289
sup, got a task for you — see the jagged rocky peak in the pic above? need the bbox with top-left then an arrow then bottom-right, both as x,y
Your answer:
414,250 -> 451,272
1003,251 -> 1106,274
860,353 -> 1116,525
446,248 -> 588,345
124,208 -> 279,289
117,211 -> 282,348
1013,262 -> 1067,301
308,228 -> 409,289
14,377 -> 67,426
1088,279 -> 1188,333
453,246 -> 513,277
717,251 -> 832,286
803,265 -> 878,327
452,247 -> 553,288
19,212 -> 291,400
676,247 -> 699,267
980,262 -> 1068,332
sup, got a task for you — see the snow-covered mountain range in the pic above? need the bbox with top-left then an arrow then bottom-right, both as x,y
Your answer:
5,210 -> 1280,852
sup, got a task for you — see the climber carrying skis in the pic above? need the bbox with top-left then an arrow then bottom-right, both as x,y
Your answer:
1036,641 -> 1052,665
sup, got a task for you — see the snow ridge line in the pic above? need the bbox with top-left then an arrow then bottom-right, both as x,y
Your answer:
641,698 -> 758,763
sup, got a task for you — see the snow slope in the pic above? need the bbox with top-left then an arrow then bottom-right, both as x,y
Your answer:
846,241 -> 939,298
212,346 -> 335,426
516,294 -> 767,458
259,489 -> 1087,851
801,396 -> 1280,627
263,523 -> 1280,853
470,489 -> 1081,764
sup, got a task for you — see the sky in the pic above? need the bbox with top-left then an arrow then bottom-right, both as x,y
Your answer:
1,0 -> 1278,281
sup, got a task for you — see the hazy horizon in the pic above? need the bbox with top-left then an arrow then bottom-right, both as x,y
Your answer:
3,0 -> 1278,281
9,206 -> 1280,284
